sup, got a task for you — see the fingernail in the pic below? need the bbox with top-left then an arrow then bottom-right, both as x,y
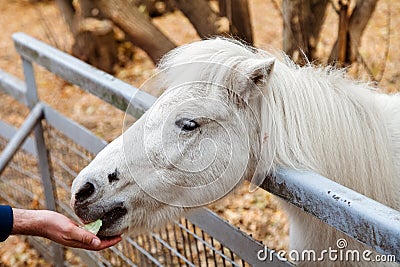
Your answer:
91,238 -> 101,247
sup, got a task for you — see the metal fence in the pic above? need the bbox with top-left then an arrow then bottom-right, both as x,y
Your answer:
0,33 -> 399,266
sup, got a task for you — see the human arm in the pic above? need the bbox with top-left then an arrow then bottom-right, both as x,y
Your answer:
10,208 -> 121,250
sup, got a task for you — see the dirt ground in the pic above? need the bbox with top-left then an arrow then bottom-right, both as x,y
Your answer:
0,0 -> 399,266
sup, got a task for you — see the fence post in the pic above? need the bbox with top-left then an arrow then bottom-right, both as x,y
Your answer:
21,58 -> 65,267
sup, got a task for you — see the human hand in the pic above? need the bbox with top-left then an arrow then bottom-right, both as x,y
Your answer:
11,209 -> 121,250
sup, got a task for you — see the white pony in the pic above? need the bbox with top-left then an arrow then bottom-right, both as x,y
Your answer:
71,38 -> 399,266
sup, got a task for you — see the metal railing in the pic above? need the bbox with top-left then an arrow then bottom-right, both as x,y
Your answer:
0,33 -> 399,266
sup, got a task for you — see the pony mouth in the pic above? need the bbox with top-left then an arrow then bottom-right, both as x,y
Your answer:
101,206 -> 128,227
80,206 -> 128,237
97,206 -> 128,235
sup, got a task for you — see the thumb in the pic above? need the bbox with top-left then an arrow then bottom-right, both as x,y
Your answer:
75,227 -> 101,248
90,236 -> 102,248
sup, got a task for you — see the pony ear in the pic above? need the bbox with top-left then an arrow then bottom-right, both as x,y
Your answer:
233,58 -> 275,104
246,58 -> 275,86
236,58 -> 276,191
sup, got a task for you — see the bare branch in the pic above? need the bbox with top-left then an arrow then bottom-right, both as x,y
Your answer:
174,0 -> 220,38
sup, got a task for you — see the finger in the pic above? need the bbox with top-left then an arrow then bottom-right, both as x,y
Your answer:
69,225 -> 101,247
70,228 -> 121,250
63,236 -> 122,251
72,236 -> 122,251
62,223 -> 122,250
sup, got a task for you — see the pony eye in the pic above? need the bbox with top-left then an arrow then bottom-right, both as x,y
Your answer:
176,118 -> 199,131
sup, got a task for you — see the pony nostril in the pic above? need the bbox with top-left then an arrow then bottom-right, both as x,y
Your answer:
75,182 -> 95,204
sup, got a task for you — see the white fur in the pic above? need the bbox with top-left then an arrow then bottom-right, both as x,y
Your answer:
71,38 -> 399,266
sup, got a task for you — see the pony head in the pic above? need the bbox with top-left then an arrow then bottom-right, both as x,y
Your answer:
70,38 -> 276,236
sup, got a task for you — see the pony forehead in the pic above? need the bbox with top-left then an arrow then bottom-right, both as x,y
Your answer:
150,82 -> 231,116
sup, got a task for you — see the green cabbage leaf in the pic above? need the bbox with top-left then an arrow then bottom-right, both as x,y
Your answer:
83,219 -> 102,235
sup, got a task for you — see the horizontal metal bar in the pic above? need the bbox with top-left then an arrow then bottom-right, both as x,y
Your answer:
0,102 -> 43,173
12,32 -> 156,118
42,104 -> 108,155
0,120 -> 37,156
187,208 -> 294,267
0,69 -> 27,105
261,168 -> 400,260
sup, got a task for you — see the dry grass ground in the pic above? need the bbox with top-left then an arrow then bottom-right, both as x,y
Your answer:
0,0 -> 399,266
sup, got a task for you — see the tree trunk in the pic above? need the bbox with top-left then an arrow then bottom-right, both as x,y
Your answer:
218,0 -> 253,44
329,0 -> 378,64
174,0 -> 220,38
55,0 -> 118,73
92,0 -> 176,63
283,0 -> 307,62
70,0 -> 118,73
176,0 -> 253,43
337,0 -> 350,66
282,0 -> 329,64
72,18 -> 118,73
228,0 -> 253,44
